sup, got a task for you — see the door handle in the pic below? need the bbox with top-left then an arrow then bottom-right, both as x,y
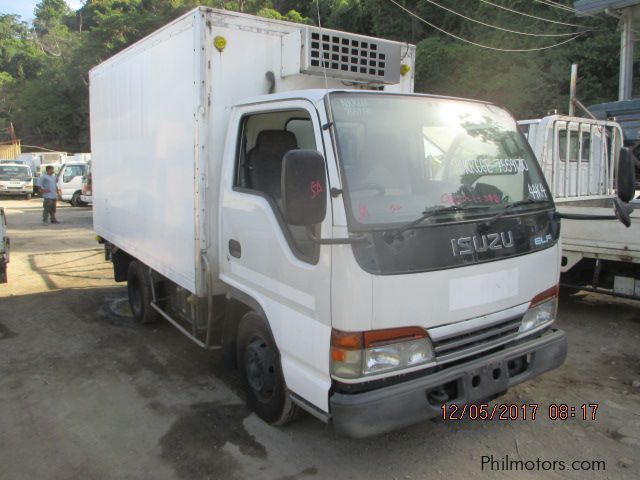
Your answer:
228,239 -> 241,258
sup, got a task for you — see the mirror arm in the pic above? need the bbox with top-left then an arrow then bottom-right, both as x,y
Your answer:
555,213 -> 619,220
555,199 -> 633,228
306,227 -> 369,245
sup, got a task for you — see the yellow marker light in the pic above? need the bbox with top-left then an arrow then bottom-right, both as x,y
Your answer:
400,64 -> 411,76
214,36 -> 227,52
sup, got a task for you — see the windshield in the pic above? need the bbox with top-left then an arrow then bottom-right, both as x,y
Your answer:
329,93 -> 552,228
0,165 -> 31,180
62,164 -> 87,183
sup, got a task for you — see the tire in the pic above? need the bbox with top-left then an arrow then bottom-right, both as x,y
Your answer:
71,192 -> 82,207
24,194 -> 31,200
126,260 -> 160,324
237,312 -> 299,425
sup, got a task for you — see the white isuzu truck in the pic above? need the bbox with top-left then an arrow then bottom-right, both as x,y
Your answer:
90,7 -> 591,437
519,115 -> 639,299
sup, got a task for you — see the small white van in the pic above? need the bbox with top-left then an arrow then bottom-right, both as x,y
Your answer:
57,162 -> 89,206
0,163 -> 34,199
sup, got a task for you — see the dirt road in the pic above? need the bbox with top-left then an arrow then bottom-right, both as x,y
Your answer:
1,198 -> 639,479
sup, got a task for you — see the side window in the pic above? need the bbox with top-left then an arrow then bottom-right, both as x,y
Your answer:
63,167 -> 73,183
235,109 -> 321,262
285,118 -> 315,149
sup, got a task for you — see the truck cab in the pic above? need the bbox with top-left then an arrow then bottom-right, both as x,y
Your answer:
57,161 -> 89,206
0,163 -> 34,200
217,90 -> 565,436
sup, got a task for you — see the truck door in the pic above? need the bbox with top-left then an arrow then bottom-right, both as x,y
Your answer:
219,100 -> 332,412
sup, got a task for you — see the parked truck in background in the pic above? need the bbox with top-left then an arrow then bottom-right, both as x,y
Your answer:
90,7 -> 630,437
519,115 -> 639,299
589,99 -> 640,186
0,163 -> 34,200
57,160 -> 89,206
80,161 -> 92,206
19,152 -> 67,196
0,207 -> 8,283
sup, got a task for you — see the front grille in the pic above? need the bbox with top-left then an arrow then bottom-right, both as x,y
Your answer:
432,317 -> 522,363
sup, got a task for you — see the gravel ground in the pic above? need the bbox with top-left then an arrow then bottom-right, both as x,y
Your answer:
0,197 -> 639,480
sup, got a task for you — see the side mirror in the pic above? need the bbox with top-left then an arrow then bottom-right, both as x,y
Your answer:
613,197 -> 632,228
617,147 -> 636,203
281,149 -> 327,226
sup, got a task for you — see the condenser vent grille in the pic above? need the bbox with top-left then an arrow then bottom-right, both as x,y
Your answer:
301,28 -> 401,84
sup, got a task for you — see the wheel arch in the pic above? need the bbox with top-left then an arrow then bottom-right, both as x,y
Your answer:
223,286 -> 274,370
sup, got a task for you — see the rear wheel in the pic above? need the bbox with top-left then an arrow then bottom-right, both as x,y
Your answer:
126,260 -> 160,324
237,312 -> 299,425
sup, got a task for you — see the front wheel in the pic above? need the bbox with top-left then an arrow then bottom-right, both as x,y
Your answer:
237,312 -> 299,425
71,192 -> 83,207
24,194 -> 31,200
126,260 -> 160,324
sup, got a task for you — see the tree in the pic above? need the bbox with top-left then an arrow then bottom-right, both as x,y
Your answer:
33,0 -> 72,35
0,0 -> 633,152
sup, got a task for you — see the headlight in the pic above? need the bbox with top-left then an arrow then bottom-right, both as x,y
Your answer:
520,297 -> 557,333
331,327 -> 435,379
365,345 -> 402,373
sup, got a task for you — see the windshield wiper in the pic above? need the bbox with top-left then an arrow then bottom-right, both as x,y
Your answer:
480,199 -> 551,230
386,204 -> 489,241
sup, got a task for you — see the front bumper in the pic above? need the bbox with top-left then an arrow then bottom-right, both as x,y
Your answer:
330,328 -> 567,438
0,188 -> 31,195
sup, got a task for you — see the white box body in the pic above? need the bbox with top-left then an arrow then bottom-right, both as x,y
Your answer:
90,7 -> 415,295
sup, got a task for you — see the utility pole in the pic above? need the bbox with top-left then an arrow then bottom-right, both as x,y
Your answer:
618,7 -> 638,100
569,64 -> 578,116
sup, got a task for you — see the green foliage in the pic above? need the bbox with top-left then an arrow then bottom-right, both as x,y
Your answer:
0,0 -> 634,152
256,7 -> 311,23
34,0 -> 72,34
412,0 -> 622,118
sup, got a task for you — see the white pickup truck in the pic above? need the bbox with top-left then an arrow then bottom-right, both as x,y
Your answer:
90,7 -> 591,437
519,115 -> 639,298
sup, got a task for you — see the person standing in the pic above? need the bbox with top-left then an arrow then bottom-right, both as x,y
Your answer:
39,165 -> 59,225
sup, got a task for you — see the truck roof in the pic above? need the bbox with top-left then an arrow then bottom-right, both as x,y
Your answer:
91,7 -> 414,78
234,89 -> 496,108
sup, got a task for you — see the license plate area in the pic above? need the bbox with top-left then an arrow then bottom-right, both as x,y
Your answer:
464,360 -> 510,402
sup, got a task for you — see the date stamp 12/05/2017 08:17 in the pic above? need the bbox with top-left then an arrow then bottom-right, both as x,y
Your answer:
441,403 -> 599,422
